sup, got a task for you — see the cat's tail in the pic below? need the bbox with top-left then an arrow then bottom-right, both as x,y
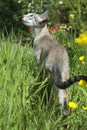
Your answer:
57,76 -> 87,89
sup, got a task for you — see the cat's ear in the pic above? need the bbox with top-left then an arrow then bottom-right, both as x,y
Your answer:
33,11 -> 49,25
34,11 -> 49,23
40,11 -> 49,22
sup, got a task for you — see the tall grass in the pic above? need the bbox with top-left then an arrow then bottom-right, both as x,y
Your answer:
0,33 -> 87,130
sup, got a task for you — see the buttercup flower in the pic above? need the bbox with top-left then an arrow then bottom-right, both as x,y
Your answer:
78,79 -> 87,87
79,56 -> 85,61
75,38 -> 82,45
83,106 -> 87,110
80,32 -> 87,38
81,61 -> 85,64
75,32 -> 87,45
79,56 -> 85,64
68,101 -> 77,109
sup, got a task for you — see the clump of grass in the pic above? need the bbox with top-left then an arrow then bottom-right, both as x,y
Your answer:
0,33 -> 87,130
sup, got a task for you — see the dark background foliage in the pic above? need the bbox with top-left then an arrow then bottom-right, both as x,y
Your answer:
0,0 -> 28,34
0,0 -> 87,35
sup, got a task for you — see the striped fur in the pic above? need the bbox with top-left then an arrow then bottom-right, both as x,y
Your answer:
55,76 -> 87,89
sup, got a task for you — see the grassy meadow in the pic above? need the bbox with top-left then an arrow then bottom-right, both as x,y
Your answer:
0,32 -> 87,130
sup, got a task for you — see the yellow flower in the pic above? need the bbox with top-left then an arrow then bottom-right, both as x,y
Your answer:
78,79 -> 87,86
79,56 -> 85,64
75,38 -> 82,45
79,56 -> 85,61
75,32 -> 87,45
68,101 -> 77,109
81,36 -> 87,45
80,32 -> 87,38
83,106 -> 87,110
81,61 -> 85,64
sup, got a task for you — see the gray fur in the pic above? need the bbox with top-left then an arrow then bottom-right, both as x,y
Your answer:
22,11 -> 87,115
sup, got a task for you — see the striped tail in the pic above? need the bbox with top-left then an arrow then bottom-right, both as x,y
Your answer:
58,76 -> 87,89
